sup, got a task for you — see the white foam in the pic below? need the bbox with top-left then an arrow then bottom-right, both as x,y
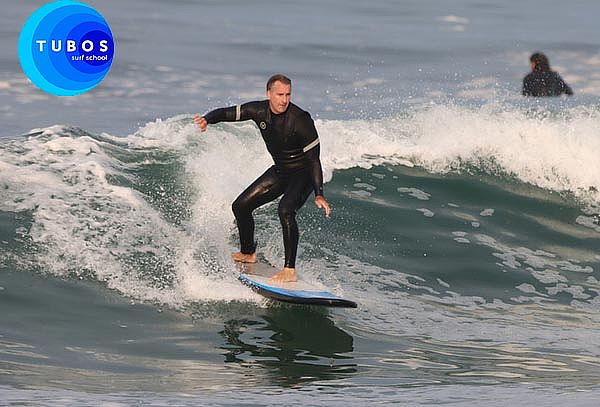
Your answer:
437,278 -> 450,288
457,87 -> 495,98
398,187 -> 431,200
437,15 -> 470,24
353,182 -> 377,191
531,269 -> 568,284
476,233 -> 595,301
417,208 -> 435,217
352,78 -> 385,88
462,78 -> 498,89
351,190 -> 372,197
547,284 -> 590,300
0,126 -> 261,308
576,215 -> 600,232
516,284 -> 538,295
453,25 -> 468,32
315,104 -> 600,212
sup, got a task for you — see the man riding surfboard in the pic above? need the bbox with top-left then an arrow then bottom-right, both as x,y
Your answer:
194,74 -> 331,282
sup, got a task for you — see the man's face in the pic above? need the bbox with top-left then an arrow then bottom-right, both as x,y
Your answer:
267,81 -> 291,114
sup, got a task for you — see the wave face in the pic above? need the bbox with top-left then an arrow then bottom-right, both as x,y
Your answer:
1,105 -> 600,395
2,105 -> 600,302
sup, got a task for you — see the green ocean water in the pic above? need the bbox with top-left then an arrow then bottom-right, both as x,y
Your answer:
1,107 -> 600,405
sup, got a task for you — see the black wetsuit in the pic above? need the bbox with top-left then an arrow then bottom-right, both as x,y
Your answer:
522,70 -> 573,97
203,100 -> 324,268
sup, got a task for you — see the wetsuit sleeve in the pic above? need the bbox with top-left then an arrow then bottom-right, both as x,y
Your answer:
558,75 -> 573,96
296,112 -> 324,197
203,102 -> 262,124
305,145 -> 324,197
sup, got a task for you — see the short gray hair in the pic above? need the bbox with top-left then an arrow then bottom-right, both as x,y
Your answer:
267,74 -> 291,91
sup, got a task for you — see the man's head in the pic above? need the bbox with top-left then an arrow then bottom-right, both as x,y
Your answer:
530,52 -> 550,72
266,74 -> 291,114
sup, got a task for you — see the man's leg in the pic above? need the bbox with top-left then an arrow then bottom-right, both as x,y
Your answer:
270,173 -> 313,282
232,166 -> 284,262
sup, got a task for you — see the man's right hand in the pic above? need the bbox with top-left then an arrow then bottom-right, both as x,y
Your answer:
193,114 -> 208,132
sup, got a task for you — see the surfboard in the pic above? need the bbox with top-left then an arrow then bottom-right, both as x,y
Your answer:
237,262 -> 357,308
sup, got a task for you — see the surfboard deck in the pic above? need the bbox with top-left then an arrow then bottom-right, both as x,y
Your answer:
237,262 -> 357,308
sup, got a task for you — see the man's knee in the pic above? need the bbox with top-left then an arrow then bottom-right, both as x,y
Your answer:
278,202 -> 296,221
232,197 -> 248,217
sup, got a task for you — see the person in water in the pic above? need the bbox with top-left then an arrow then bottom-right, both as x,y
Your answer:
522,52 -> 573,97
194,74 -> 331,283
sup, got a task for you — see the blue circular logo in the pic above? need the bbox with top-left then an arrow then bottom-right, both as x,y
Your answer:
18,0 -> 115,96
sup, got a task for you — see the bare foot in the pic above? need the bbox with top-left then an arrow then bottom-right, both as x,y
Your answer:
269,267 -> 298,283
231,252 -> 257,263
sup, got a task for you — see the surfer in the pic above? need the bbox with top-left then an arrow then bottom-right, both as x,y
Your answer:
522,52 -> 573,97
194,74 -> 331,283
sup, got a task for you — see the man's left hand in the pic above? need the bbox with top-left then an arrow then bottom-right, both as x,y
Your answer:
315,195 -> 331,218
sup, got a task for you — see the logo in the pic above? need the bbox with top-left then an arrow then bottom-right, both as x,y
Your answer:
259,121 -> 267,130
18,0 -> 115,96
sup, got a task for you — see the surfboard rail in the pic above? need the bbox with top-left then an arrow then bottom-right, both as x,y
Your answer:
236,262 -> 357,308
239,273 -> 358,308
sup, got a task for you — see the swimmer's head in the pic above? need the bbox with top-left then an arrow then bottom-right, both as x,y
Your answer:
530,52 -> 550,72
267,74 -> 291,114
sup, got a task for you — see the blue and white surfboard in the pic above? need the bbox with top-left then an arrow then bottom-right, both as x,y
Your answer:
237,263 -> 357,308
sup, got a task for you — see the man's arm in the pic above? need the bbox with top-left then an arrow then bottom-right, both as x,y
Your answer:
305,145 -> 331,217
559,75 -> 573,96
296,112 -> 331,217
305,145 -> 324,197
194,102 -> 262,132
